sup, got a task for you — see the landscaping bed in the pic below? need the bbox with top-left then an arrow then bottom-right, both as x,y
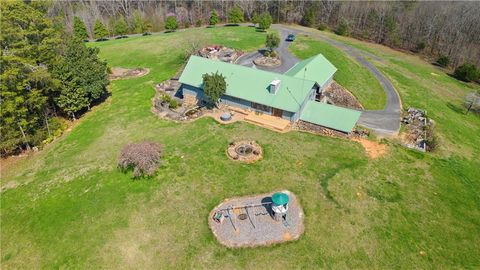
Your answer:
320,81 -> 363,110
108,67 -> 149,80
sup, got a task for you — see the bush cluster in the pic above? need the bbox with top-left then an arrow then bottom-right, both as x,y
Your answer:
118,141 -> 163,178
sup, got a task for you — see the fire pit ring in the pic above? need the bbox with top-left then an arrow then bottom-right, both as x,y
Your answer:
226,140 -> 262,163
238,213 -> 248,220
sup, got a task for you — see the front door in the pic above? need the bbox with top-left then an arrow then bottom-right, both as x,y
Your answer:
272,108 -> 283,117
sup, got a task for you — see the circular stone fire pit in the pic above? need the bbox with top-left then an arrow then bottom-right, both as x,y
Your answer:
227,141 -> 262,163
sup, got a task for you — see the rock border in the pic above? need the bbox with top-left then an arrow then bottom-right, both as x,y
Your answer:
253,56 -> 282,68
226,141 -> 263,163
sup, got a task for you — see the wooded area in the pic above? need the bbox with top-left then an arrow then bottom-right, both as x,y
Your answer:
1,1 -> 109,156
50,1 -> 480,67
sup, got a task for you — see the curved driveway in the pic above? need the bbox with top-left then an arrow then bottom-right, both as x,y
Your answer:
237,24 -> 401,136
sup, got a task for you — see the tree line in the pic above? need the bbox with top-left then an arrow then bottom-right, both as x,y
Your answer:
1,2 -> 109,156
50,1 -> 480,68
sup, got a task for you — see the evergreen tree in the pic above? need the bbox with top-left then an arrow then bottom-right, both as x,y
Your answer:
0,1 -> 61,155
94,19 -> 109,39
113,16 -> 128,36
202,72 -> 226,107
209,10 -> 219,26
165,16 -> 178,32
336,19 -> 349,36
52,37 -> 109,113
265,33 -> 280,52
73,17 -> 89,40
228,5 -> 244,24
258,12 -> 273,30
301,8 -> 315,27
454,63 -> 480,82
130,11 -> 144,33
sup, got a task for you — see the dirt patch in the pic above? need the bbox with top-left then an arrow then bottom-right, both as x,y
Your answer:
109,67 -> 149,80
321,81 -> 363,110
352,138 -> 388,159
1,181 -> 19,192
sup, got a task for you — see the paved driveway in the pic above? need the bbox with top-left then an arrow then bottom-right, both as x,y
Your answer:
272,25 -> 401,136
236,26 -> 299,73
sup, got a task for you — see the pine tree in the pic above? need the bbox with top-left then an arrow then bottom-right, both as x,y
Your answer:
0,1 -> 60,155
228,6 -> 244,24
113,16 -> 128,36
73,17 -> 89,40
209,10 -> 219,26
94,19 -> 109,39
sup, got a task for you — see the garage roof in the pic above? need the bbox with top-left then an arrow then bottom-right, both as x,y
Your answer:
300,100 -> 361,133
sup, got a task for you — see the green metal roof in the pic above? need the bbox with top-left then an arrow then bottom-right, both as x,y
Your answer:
179,56 -> 317,112
285,54 -> 337,87
300,100 -> 361,133
272,192 -> 289,205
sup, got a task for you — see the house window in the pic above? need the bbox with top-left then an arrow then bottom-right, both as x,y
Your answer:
251,102 -> 271,113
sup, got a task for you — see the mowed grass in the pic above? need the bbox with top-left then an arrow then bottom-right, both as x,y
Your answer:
1,26 -> 480,269
289,36 -> 386,110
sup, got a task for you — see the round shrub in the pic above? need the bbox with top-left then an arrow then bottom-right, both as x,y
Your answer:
318,23 -> 327,31
118,141 -> 163,178
454,63 -> 480,82
436,55 -> 450,67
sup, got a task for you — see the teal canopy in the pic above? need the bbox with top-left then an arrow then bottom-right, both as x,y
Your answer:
272,192 -> 289,205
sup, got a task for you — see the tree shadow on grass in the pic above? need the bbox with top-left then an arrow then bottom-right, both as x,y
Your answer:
446,102 -> 465,115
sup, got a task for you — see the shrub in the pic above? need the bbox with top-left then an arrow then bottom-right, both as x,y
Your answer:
263,50 -> 270,57
270,50 -> 278,58
168,99 -> 179,109
436,55 -> 450,67
165,16 -> 178,32
318,23 -> 327,31
335,19 -> 349,36
118,141 -> 163,178
454,63 -> 480,82
195,19 -> 202,27
414,41 -> 426,52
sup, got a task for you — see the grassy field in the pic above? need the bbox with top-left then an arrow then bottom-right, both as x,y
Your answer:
1,26 -> 479,269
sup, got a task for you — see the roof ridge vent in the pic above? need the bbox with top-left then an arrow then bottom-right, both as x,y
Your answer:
269,79 -> 281,94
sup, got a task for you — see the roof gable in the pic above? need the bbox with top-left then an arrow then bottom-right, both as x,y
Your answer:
285,54 -> 337,87
179,56 -> 316,112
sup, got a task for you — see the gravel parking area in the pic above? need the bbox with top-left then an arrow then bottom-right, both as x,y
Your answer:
209,190 -> 304,248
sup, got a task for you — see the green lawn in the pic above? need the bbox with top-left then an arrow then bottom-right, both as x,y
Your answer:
1,26 -> 479,269
289,36 -> 386,110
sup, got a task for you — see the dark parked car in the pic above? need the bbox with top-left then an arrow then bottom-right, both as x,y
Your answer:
286,34 -> 296,41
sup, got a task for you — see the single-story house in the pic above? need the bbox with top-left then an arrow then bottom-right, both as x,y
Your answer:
178,54 -> 361,133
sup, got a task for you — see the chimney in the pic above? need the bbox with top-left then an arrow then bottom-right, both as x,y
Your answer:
269,79 -> 281,94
